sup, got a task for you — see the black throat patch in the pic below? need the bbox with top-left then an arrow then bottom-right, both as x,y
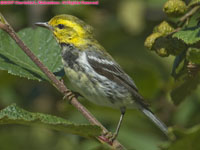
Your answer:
61,43 -> 79,69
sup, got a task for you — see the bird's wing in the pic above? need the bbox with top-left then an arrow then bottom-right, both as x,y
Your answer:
86,50 -> 168,136
85,50 -> 149,108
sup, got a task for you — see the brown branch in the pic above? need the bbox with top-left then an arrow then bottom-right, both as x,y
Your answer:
179,6 -> 200,23
168,6 -> 200,36
177,6 -> 200,27
0,13 -> 126,150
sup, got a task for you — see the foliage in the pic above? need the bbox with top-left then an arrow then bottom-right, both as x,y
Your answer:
189,0 -> 200,7
0,28 -> 63,81
165,125 -> 200,150
163,0 -> 187,17
145,0 -> 200,149
0,104 -> 101,138
1,0 -> 200,150
145,0 -> 200,103
173,26 -> 200,44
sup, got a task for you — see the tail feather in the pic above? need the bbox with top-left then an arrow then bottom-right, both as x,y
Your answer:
140,107 -> 168,137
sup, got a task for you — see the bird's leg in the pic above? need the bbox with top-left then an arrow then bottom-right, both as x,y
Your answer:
102,107 -> 126,143
111,107 -> 126,141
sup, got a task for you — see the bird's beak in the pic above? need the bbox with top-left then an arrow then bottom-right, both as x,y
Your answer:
35,22 -> 52,30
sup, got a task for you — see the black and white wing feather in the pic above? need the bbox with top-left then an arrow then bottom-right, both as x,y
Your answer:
86,50 -> 168,136
85,50 -> 149,108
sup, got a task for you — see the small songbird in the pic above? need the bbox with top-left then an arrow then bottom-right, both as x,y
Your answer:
35,14 -> 168,140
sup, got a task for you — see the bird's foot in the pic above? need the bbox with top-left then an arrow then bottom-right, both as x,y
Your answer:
59,79 -> 82,103
99,131 -> 117,145
62,91 -> 75,104
63,90 -> 82,104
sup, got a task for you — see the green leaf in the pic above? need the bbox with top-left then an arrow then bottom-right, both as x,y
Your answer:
0,28 -> 63,81
187,47 -> 200,64
164,125 -> 200,150
171,75 -> 200,105
0,104 -> 102,138
173,26 -> 200,44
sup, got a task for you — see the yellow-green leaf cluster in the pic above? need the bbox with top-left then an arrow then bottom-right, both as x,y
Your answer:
145,21 -> 185,57
153,21 -> 175,36
163,0 -> 187,17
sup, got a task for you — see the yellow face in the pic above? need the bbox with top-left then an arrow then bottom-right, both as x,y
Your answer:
47,15 -> 93,47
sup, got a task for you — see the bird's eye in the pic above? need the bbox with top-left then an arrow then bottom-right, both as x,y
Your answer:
57,24 -> 65,29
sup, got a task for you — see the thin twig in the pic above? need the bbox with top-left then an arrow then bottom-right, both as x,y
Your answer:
179,6 -> 200,23
0,13 -> 126,150
168,6 -> 200,36
178,6 -> 200,26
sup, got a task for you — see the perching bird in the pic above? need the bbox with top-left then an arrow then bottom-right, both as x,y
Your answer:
35,14 -> 168,140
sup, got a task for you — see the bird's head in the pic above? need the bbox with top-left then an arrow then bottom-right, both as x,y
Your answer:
35,14 -> 94,47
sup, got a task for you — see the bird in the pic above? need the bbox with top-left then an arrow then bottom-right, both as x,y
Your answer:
35,14 -> 168,141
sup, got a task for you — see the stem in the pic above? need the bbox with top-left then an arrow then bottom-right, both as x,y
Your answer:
180,6 -> 200,22
178,6 -> 200,26
168,6 -> 200,36
0,13 -> 126,150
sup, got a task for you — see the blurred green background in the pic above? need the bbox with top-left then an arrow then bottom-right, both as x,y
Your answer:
1,0 -> 200,150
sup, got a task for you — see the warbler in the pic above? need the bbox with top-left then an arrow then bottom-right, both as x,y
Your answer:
35,14 -> 168,140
